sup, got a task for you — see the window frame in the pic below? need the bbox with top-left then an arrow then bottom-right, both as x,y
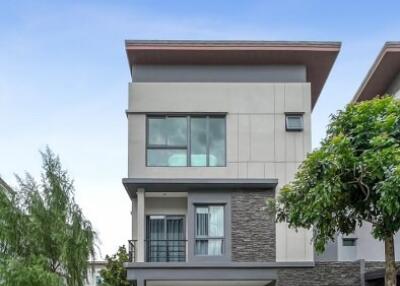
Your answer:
342,237 -> 357,247
194,204 -> 225,256
285,112 -> 304,132
146,114 -> 226,167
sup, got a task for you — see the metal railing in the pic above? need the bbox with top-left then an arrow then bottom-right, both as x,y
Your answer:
146,239 -> 187,262
128,240 -> 136,262
127,239 -> 187,262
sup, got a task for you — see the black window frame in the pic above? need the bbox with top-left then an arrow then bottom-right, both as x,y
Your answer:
146,115 -> 226,167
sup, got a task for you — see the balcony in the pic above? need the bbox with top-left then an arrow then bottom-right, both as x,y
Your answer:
128,239 -> 187,262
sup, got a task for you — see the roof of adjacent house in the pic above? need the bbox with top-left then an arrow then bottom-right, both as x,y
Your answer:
0,176 -> 13,194
125,40 -> 341,109
353,42 -> 400,102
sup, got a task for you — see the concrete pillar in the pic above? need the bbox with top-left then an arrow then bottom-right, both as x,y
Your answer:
136,188 -> 145,262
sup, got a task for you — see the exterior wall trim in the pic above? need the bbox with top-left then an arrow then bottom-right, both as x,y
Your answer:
124,261 -> 315,269
123,178 -> 278,197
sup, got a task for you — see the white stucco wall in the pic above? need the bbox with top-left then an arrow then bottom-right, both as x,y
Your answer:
127,82 -> 313,262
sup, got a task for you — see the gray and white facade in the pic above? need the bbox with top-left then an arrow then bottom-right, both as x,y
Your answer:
122,40 -> 350,286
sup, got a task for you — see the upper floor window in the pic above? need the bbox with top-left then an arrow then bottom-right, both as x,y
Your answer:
147,115 -> 226,167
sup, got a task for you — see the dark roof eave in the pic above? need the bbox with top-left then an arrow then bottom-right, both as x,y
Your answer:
124,40 -> 341,110
353,41 -> 400,102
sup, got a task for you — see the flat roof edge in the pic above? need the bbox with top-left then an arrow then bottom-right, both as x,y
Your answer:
125,39 -> 341,49
352,41 -> 400,103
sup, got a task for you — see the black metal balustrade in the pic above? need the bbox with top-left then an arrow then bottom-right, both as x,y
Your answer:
127,239 -> 187,262
146,240 -> 187,262
128,240 -> 136,262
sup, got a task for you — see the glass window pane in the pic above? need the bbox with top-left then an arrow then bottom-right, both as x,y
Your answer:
148,118 -> 167,145
147,149 -> 187,166
195,240 -> 208,255
209,206 -> 224,237
209,118 -> 226,166
190,118 -> 207,166
166,117 -> 187,146
207,239 -> 223,255
196,207 -> 209,237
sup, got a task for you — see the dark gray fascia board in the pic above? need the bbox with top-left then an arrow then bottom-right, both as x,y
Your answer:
124,261 -> 314,282
125,39 -> 341,47
124,261 -> 315,269
125,110 -> 228,116
122,178 -> 278,198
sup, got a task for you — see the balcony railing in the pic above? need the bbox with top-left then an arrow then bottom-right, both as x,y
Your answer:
128,240 -> 136,262
128,239 -> 187,262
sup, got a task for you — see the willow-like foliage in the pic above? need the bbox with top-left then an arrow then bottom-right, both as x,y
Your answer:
0,147 -> 96,286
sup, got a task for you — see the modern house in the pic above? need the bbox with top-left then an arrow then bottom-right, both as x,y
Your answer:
121,40 -> 354,286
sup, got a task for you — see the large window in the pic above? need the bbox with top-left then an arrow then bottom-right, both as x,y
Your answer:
147,116 -> 226,167
195,205 -> 224,256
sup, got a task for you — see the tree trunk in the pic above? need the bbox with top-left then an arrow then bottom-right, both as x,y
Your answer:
385,235 -> 397,286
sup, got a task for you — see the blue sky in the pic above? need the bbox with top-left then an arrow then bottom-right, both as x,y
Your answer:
1,0 -> 400,257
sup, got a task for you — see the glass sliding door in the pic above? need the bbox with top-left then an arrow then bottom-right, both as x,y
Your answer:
146,215 -> 185,262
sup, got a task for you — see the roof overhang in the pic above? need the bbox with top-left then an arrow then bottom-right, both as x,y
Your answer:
353,42 -> 400,102
122,178 -> 278,198
125,40 -> 341,109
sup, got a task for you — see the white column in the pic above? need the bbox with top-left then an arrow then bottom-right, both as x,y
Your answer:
136,188 -> 145,262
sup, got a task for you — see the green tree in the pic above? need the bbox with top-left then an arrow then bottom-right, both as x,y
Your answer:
0,147 -> 96,286
271,96 -> 400,286
100,246 -> 130,286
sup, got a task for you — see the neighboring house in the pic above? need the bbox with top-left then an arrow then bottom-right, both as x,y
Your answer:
319,42 -> 400,286
317,42 -> 400,263
85,261 -> 106,286
0,176 -> 13,196
121,40 -> 369,286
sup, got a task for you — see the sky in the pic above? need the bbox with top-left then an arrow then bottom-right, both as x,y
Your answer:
1,0 -> 400,259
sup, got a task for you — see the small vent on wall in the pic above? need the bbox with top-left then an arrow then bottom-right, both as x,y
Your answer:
342,238 -> 357,247
285,114 -> 304,131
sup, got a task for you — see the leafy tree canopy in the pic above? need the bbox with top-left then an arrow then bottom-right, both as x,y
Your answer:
272,96 -> 400,286
0,147 -> 96,286
100,245 -> 130,286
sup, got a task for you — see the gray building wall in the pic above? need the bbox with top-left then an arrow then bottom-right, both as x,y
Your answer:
231,191 -> 275,262
315,239 -> 338,262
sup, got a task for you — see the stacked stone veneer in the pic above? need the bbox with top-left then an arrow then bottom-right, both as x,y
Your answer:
278,262 -> 361,286
231,191 -> 275,262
